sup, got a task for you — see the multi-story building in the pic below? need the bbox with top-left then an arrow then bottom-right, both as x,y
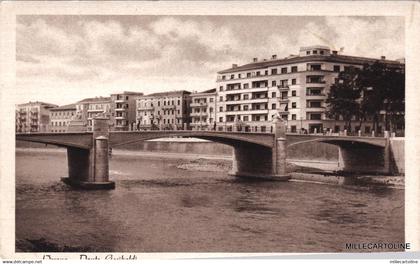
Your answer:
136,90 -> 191,130
216,45 -> 404,134
48,104 -> 77,133
73,97 -> 111,132
16,101 -> 58,133
189,88 -> 217,130
110,91 -> 144,131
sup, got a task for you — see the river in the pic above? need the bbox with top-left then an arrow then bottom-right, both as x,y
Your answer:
15,148 -> 404,252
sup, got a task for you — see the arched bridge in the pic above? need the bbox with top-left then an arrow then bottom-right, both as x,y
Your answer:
16,118 -> 392,190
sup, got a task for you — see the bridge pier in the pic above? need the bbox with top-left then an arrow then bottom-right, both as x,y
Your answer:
229,117 -> 290,181
337,141 -> 391,175
62,118 -> 115,190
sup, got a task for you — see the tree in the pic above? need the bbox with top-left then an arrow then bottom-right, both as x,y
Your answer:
357,61 -> 405,132
326,67 -> 362,131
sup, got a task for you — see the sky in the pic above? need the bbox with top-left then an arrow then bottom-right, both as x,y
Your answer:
16,15 -> 404,106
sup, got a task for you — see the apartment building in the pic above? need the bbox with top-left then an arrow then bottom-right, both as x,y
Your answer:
190,88 -> 217,130
16,101 -> 58,133
48,104 -> 77,133
136,90 -> 191,130
110,91 -> 144,131
73,97 -> 111,132
216,45 -> 404,133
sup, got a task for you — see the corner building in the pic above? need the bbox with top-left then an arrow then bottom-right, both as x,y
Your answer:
189,88 -> 217,130
48,104 -> 77,133
16,101 -> 58,133
110,91 -> 143,131
216,45 -> 404,133
136,90 -> 191,130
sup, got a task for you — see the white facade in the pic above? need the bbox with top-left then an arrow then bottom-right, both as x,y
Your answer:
189,89 -> 217,130
215,45 -> 403,133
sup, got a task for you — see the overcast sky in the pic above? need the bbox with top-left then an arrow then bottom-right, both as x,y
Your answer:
16,15 -> 404,105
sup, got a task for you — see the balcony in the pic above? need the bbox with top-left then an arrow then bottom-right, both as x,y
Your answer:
225,109 -> 268,115
278,97 -> 289,103
190,112 -> 208,117
162,105 -> 176,110
115,108 -> 126,111
190,102 -> 208,107
88,108 -> 105,112
115,116 -> 127,119
114,99 -> 126,103
306,107 -> 325,112
306,94 -> 326,100
277,85 -> 289,91
138,106 -> 154,111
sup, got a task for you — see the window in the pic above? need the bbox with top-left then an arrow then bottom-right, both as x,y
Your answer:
291,79 -> 296,85
219,96 -> 223,102
244,83 -> 249,89
292,90 -> 296,96
178,100 -> 180,105
247,72 -> 251,78
256,71 -> 261,76
334,65 -> 340,72
292,114 -> 296,120
308,101 -> 322,108
272,103 -> 276,110
243,94 -> 249,100
313,50 -> 318,54
320,50 -> 324,55
265,70 -> 268,75
219,106 -> 223,112
209,98 -> 214,102
243,105 -> 249,110
281,67 -> 287,74
231,74 -> 234,79
291,125 -> 297,132
292,102 -> 296,108
243,116 -> 249,122
306,51 -> 310,55
271,68 -> 278,75
238,73 -> 242,78
310,113 -> 322,120
272,92 -> 276,98
291,66 -> 298,73
222,75 -> 226,80
272,80 -> 276,87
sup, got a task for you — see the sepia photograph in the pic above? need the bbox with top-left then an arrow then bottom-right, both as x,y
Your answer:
1,1 -> 419,261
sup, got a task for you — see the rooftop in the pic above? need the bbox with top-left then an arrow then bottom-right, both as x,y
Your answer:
144,90 -> 191,98
17,101 -> 58,108
77,97 -> 111,103
111,91 -> 144,96
218,46 -> 404,74
50,103 -> 77,111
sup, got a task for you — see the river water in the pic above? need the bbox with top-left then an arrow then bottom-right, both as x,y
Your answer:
15,148 -> 404,252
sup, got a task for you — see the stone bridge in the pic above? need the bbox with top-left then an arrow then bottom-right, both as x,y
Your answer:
16,118 -> 392,190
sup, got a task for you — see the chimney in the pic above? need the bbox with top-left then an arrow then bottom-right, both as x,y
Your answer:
253,57 -> 258,62
232,64 -> 238,68
272,54 -> 277,60
381,56 -> 386,60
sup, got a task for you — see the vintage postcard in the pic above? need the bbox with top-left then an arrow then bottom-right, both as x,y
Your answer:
1,0 -> 419,261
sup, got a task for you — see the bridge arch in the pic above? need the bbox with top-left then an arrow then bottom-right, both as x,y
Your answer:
108,131 -> 275,149
286,136 -> 386,149
16,133 -> 92,150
